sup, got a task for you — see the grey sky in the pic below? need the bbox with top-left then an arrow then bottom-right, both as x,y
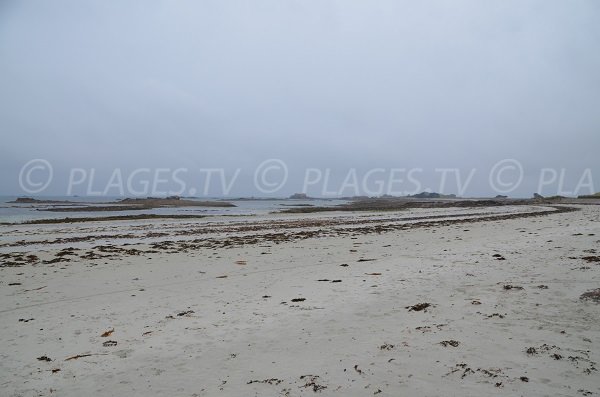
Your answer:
1,1 -> 599,197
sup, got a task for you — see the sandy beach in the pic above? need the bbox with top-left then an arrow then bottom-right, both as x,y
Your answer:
3,1 -> 600,395
1,204 -> 599,396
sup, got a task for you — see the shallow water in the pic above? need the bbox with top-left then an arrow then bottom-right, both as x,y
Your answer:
0,196 -> 344,224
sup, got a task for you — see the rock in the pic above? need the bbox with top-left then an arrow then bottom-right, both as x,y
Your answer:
289,193 -> 311,199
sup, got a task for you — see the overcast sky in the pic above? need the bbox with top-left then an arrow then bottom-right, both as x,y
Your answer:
1,1 -> 599,197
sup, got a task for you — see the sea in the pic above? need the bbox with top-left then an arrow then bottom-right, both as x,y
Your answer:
0,196 -> 344,224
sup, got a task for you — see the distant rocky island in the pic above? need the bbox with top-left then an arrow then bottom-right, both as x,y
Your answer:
578,192 -> 600,199
10,197 -> 76,204
116,196 -> 235,207
288,193 -> 312,200
408,192 -> 457,199
10,196 -> 236,212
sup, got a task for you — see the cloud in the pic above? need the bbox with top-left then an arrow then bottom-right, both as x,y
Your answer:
1,0 -> 599,196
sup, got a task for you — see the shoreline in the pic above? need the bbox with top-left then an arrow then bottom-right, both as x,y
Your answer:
0,203 -> 598,396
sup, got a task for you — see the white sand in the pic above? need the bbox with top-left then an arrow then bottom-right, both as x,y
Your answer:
1,205 -> 599,396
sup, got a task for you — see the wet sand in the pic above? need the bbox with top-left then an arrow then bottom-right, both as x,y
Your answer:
1,204 -> 599,396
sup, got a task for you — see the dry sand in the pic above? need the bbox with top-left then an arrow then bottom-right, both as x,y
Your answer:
1,204 -> 599,396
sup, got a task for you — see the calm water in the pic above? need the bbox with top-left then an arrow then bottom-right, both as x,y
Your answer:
0,196 -> 343,224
